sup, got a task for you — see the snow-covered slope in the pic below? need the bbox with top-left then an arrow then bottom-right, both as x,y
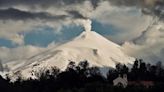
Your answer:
7,31 -> 134,80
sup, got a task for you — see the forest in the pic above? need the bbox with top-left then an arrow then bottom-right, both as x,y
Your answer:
0,59 -> 164,92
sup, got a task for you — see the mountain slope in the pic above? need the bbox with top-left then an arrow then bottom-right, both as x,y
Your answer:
7,31 -> 134,80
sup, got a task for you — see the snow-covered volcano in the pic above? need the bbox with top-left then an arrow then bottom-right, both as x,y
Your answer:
6,30 -> 134,80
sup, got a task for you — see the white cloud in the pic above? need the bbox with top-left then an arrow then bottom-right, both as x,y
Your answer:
0,20 -> 40,45
0,1 -> 94,45
123,19 -> 164,64
91,1 -> 154,43
0,1 -> 152,45
0,18 -> 94,63
0,41 -> 58,64
0,0 -> 164,64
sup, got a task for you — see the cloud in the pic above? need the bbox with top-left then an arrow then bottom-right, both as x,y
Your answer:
0,0 -> 164,64
67,10 -> 88,19
0,42 -> 58,63
0,8 -> 68,21
0,1 -> 95,45
123,18 -> 164,64
91,1 -> 154,43
107,0 -> 164,19
0,0 -> 84,7
0,46 -> 45,63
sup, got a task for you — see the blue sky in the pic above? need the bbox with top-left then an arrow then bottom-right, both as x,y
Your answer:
0,0 -> 163,63
0,20 -> 119,48
0,38 -> 17,48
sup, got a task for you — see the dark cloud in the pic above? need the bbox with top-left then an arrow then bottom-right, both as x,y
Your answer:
90,0 -> 102,9
107,0 -> 164,18
67,10 -> 88,19
0,0 -> 144,7
0,0 -> 86,8
0,0 -> 101,10
0,0 -> 164,21
0,0 -> 163,10
0,8 -> 92,21
0,8 -> 68,21
107,0 -> 143,7
0,0 -> 100,21
107,0 -> 164,19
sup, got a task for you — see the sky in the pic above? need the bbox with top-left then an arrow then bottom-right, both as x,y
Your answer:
0,0 -> 164,64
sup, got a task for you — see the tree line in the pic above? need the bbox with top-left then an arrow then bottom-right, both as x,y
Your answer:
0,59 -> 164,92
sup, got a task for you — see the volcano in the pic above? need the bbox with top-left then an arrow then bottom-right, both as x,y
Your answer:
7,30 -> 134,80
